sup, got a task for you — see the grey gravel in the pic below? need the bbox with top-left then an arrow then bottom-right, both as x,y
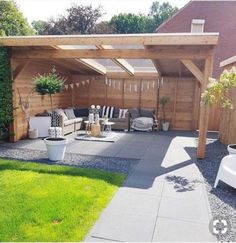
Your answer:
0,145 -> 139,174
187,141 -> 236,242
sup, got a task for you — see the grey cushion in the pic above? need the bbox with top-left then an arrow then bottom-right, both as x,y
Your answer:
131,117 -> 153,131
140,108 -> 154,118
129,108 -> 140,119
64,108 -> 76,119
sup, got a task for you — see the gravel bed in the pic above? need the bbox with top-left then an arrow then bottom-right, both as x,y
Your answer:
0,145 -> 139,174
187,141 -> 236,242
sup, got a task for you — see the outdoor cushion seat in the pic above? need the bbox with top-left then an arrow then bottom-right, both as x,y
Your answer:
64,119 -> 75,126
74,117 -> 83,123
131,117 -> 153,131
214,154 -> 236,189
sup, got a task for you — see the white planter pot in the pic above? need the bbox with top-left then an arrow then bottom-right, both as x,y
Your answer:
227,144 -> 236,154
28,129 -> 38,139
44,137 -> 68,161
162,122 -> 170,131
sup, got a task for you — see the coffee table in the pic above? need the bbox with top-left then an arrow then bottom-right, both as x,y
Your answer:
102,121 -> 115,134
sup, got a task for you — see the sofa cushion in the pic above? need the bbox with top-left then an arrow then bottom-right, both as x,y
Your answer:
118,109 -> 128,118
64,108 -> 76,119
113,107 -> 120,118
129,108 -> 140,119
54,108 -> 68,121
110,118 -> 127,123
74,108 -> 89,117
74,117 -> 83,123
140,108 -> 155,118
64,119 -> 74,126
101,106 -> 114,118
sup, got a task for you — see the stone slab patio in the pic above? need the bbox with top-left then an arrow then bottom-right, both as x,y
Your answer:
0,131 -> 218,242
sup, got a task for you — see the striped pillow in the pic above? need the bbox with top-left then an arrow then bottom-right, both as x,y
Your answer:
101,106 -> 114,118
119,109 -> 128,118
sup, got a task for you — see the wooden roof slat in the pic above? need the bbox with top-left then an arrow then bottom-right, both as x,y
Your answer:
96,45 -> 134,76
0,33 -> 219,46
76,59 -> 106,75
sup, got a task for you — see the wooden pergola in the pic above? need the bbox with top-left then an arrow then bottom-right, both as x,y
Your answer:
0,33 -> 219,158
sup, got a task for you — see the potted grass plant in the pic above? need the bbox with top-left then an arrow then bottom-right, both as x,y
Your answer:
34,68 -> 68,161
160,96 -> 170,131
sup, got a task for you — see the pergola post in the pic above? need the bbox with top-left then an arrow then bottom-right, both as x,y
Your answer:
197,55 -> 214,158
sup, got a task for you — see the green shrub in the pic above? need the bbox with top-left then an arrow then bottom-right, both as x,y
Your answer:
0,47 -> 13,140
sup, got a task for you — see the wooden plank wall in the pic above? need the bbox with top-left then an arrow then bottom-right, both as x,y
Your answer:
72,75 -> 204,130
13,60 -> 73,140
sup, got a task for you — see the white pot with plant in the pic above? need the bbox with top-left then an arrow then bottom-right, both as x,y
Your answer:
34,68 -> 68,161
160,96 -> 170,131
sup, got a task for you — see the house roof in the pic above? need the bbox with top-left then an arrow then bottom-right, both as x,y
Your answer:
156,0 -> 236,78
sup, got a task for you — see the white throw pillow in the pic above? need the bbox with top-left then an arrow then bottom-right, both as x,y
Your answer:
64,108 -> 76,120
54,108 -> 68,121
119,109 -> 128,118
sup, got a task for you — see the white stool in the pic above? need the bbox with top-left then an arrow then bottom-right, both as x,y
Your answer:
48,127 -> 62,138
214,154 -> 236,188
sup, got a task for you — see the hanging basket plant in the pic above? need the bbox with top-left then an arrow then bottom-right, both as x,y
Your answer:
202,67 -> 236,109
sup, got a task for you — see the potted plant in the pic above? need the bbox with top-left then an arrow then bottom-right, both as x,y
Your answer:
34,68 -> 68,161
160,96 -> 170,131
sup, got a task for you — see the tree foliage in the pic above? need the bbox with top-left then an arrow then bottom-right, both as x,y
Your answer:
32,1 -> 178,35
0,0 -> 35,36
110,13 -> 147,34
202,67 -> 236,109
34,68 -> 65,110
33,4 -> 103,35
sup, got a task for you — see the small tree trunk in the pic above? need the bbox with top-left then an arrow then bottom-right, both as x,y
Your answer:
49,94 -> 57,138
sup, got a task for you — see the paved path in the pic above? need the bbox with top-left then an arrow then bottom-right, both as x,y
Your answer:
4,131 -> 217,241
85,132 -> 216,242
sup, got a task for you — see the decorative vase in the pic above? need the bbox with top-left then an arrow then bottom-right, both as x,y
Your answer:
95,113 -> 100,124
89,113 -> 94,123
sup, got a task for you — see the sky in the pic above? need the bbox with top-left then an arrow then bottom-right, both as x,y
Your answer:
14,0 -> 190,23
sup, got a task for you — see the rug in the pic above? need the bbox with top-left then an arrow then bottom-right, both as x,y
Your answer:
75,132 -> 120,143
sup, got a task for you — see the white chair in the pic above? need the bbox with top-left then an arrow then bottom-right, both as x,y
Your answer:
214,154 -> 236,188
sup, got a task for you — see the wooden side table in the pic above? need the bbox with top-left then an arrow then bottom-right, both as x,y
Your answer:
91,124 -> 101,137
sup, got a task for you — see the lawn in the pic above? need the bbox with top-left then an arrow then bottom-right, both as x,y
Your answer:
0,159 -> 125,242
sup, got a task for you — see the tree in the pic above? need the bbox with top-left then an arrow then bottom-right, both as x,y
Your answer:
32,20 -> 50,35
93,21 -> 115,34
110,13 -> 148,34
0,0 -> 35,36
33,4 -> 103,35
148,1 -> 178,31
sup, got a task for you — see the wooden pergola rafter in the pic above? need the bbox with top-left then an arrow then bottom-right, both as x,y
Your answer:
0,33 -> 219,158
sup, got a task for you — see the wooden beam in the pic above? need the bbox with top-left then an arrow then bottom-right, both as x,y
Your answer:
197,56 -> 214,158
12,48 -> 213,60
12,60 -> 29,80
180,59 -> 204,84
0,33 -> 219,46
96,45 -> 134,76
106,71 -> 158,79
76,59 -> 106,75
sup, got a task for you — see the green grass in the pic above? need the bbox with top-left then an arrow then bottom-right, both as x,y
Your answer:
0,159 -> 125,242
